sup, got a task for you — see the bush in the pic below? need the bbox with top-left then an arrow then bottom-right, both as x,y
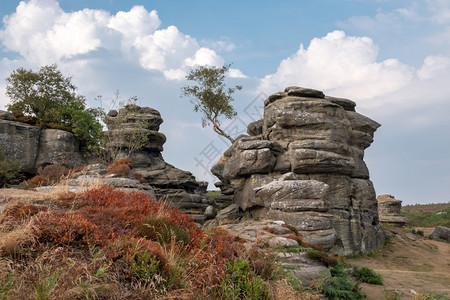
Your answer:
353,266 -> 383,285
135,217 -> 190,246
322,261 -> 365,300
106,158 -> 133,177
0,151 -> 23,187
307,249 -> 338,267
217,258 -> 270,300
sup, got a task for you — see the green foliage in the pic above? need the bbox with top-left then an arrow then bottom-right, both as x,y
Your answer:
0,149 -> 23,187
353,266 -> 383,285
420,292 -> 450,300
320,261 -> 365,300
5,64 -> 103,153
382,289 -> 404,300
129,251 -> 161,281
181,64 -> 242,143
136,217 -> 190,246
217,258 -> 270,300
33,266 -> 62,300
403,208 -> 450,227
0,275 -> 16,300
411,228 -> 425,236
207,190 -> 221,201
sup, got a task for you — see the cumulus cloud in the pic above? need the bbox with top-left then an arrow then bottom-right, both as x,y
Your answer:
0,0 -> 234,80
259,30 -> 414,100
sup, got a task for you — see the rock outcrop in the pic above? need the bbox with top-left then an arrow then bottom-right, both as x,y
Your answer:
377,194 -> 408,226
212,86 -> 385,255
0,110 -> 85,174
105,105 -> 212,217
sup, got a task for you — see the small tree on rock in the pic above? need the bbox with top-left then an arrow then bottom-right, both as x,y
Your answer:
5,64 -> 103,153
181,64 -> 242,143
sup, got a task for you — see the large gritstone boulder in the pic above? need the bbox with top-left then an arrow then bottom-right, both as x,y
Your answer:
212,86 -> 385,255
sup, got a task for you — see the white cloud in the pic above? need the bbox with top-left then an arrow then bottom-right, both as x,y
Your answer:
417,55 -> 450,80
228,68 -> 247,78
0,0 -> 237,80
259,30 -> 414,100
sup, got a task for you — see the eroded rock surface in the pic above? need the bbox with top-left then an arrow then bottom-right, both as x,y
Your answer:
106,105 -> 212,215
0,111 -> 85,173
212,87 -> 385,255
377,194 -> 408,226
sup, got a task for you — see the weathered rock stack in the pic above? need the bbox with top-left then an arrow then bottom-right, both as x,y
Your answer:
377,194 -> 407,226
105,105 -> 212,215
212,87 -> 385,255
0,110 -> 85,174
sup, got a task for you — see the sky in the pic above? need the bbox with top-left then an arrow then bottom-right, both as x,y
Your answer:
0,0 -> 449,205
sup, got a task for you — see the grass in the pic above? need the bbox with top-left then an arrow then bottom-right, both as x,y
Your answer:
207,190 -> 221,201
402,205 -> 450,227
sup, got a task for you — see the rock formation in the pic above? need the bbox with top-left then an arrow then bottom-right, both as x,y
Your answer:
377,194 -> 407,226
212,86 -> 385,255
0,110 -> 85,174
105,105 -> 212,217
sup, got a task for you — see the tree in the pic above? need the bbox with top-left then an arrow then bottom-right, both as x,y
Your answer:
181,64 -> 242,143
5,64 -> 103,153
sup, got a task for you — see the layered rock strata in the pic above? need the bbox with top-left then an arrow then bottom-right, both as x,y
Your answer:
212,87 -> 385,255
0,110 -> 85,174
105,105 -> 212,215
377,194 -> 407,226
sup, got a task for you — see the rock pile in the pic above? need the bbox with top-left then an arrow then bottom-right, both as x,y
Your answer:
212,86 -> 385,255
377,194 -> 408,226
105,105 -> 212,217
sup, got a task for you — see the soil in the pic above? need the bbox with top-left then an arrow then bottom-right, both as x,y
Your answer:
347,225 -> 450,299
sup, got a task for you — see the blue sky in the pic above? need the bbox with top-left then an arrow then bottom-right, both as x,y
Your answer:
0,0 -> 449,205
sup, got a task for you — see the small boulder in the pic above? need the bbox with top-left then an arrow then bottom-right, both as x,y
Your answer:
430,226 -> 450,242
204,205 -> 217,219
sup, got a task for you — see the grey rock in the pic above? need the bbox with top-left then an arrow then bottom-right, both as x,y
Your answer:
247,119 -> 263,136
266,236 -> 299,248
284,86 -> 325,98
430,226 -> 450,242
210,86 -> 384,254
0,110 -> 16,121
324,96 -> 356,111
36,129 -> 85,169
217,204 -> 240,220
254,180 -> 329,212
204,205 -> 217,219
0,120 -> 85,173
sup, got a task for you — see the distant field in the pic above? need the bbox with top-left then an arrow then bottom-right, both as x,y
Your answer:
402,202 -> 450,227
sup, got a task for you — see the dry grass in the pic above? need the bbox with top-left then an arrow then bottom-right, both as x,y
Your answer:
0,187 -> 314,299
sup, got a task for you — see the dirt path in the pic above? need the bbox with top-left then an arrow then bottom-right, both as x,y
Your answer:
347,226 -> 450,299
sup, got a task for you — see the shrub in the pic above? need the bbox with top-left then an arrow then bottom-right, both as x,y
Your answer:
135,217 -> 190,246
321,261 -> 365,300
38,164 -> 70,182
353,266 -> 383,285
129,251 -> 160,281
133,172 -> 147,184
217,258 -> 270,300
307,249 -> 338,267
0,149 -> 23,187
106,158 -> 133,177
